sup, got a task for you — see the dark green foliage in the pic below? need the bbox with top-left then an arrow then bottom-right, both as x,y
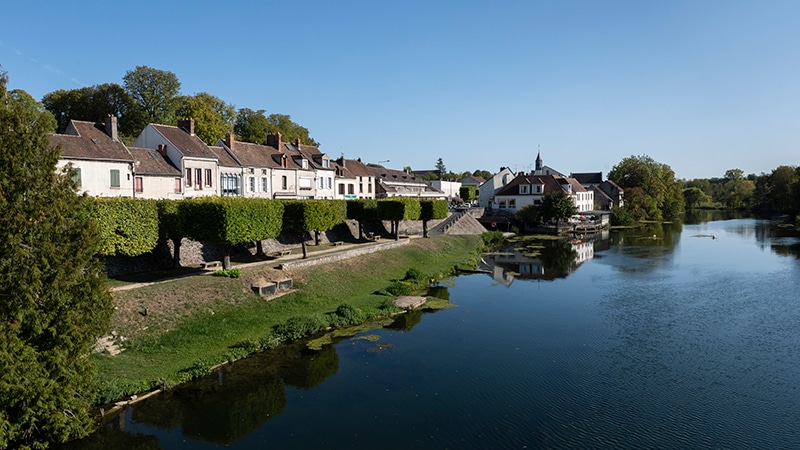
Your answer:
273,317 -> 322,342
346,199 -> 378,221
122,66 -> 181,126
609,154 -> 684,221
325,304 -> 366,327
41,83 -> 144,138
175,92 -> 235,145
180,197 -> 283,245
420,200 -> 448,221
480,231 -> 506,247
0,74 -> 114,448
460,185 -> 479,202
516,204 -> 542,227
403,267 -> 423,282
377,198 -> 421,221
281,200 -> 344,233
683,187 -> 711,209
234,108 -> 271,144
420,200 -> 448,237
266,113 -> 319,147
180,197 -> 283,269
386,281 -> 413,296
92,197 -> 159,256
540,191 -> 578,224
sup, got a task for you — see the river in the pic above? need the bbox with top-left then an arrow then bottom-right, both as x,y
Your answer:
63,215 -> 800,449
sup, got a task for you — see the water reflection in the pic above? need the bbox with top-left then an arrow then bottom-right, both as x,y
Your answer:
481,237 -> 597,285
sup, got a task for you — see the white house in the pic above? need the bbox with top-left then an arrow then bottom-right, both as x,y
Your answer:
128,146 -> 183,199
51,117 -> 135,197
493,173 -> 593,214
478,167 -> 514,208
133,119 -> 219,198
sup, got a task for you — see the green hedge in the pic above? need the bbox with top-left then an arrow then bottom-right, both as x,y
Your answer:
420,199 -> 449,221
180,197 -> 283,245
377,198 -> 421,221
281,200 -> 344,234
92,197 -> 159,256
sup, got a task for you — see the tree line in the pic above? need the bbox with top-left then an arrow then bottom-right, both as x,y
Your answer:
683,166 -> 800,218
41,65 -> 317,147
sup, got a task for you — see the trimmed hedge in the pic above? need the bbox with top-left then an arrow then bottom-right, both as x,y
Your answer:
92,197 -> 159,256
179,197 -> 283,246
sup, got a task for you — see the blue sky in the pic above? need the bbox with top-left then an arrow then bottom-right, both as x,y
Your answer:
3,1 -> 799,180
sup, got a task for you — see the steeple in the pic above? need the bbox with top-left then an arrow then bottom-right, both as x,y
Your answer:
535,145 -> 542,172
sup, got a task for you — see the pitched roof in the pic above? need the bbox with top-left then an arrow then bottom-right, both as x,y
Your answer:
495,174 -> 579,196
208,146 -> 241,169
151,124 -> 217,159
571,172 -> 603,185
367,166 -> 425,184
334,157 -> 372,178
128,147 -> 181,176
49,120 -> 133,162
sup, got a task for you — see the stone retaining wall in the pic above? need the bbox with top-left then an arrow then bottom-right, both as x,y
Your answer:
279,239 -> 411,270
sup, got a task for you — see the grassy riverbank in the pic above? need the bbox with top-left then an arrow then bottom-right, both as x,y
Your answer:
93,235 -> 482,404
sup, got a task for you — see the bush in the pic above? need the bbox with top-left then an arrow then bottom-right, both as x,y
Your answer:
273,316 -> 322,342
403,267 -> 423,281
386,281 -> 412,296
212,268 -> 241,278
325,303 -> 366,327
480,230 -> 505,247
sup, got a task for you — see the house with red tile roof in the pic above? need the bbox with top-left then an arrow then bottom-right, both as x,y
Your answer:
332,156 -> 375,200
493,173 -> 593,213
127,146 -> 183,199
51,116 -> 135,197
133,118 -> 219,197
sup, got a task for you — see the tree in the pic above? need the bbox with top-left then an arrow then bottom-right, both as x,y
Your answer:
175,92 -> 235,144
123,66 -> 181,126
0,69 -> 113,448
282,200 -> 345,258
540,191 -> 578,225
683,187 -> 710,209
608,154 -> 684,221
266,113 -> 318,146
435,158 -> 447,180
43,84 -> 146,138
516,204 -> 542,229
472,169 -> 492,180
419,200 -> 448,238
234,108 -> 271,144
377,198 -> 421,240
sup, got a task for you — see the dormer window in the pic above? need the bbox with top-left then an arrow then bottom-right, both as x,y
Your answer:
520,185 -> 529,194
301,159 -> 308,169
322,159 -> 329,168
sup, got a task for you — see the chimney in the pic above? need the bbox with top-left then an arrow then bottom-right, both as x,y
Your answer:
157,144 -> 167,156
225,131 -> 235,149
266,132 -> 282,149
295,138 -> 301,147
105,115 -> 119,142
178,118 -> 195,135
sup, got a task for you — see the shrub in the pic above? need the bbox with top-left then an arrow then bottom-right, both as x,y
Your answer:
212,268 -> 241,278
386,281 -> 412,296
403,267 -> 423,281
480,230 -> 505,247
273,316 -> 322,342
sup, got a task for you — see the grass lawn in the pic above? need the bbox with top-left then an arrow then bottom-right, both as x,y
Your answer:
93,235 -> 482,403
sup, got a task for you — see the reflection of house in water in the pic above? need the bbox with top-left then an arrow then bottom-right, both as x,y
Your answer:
481,239 -> 596,286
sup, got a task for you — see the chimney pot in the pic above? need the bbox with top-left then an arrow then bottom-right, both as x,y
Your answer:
178,118 -> 195,135
226,132 -> 234,149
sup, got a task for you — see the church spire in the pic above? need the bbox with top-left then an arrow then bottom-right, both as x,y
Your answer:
535,144 -> 542,172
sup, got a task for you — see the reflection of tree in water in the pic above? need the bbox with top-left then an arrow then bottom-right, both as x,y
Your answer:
537,241 -> 578,278
57,422 -> 161,450
386,309 -> 423,331
427,285 -> 450,300
281,343 -> 339,390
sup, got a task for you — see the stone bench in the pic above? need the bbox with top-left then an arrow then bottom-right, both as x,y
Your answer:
331,241 -> 344,246
271,250 -> 291,257
200,261 -> 221,269
251,278 -> 293,297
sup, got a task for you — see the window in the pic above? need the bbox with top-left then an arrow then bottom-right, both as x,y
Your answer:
368,183 -> 372,193
520,185 -> 529,194
299,177 -> 312,190
359,183 -> 363,193
174,178 -> 182,193
339,184 -> 345,195
71,167 -> 82,189
499,200 -> 506,209
282,176 -> 288,190
205,169 -> 212,187
318,177 -> 324,189
221,174 -> 240,196
301,159 -> 308,169
261,177 -> 269,192
508,199 -> 516,209
327,177 -> 332,189
348,184 -> 354,195
135,176 -> 143,193
262,169 -> 268,175
249,177 -> 255,193
110,169 -> 120,188
186,168 -> 192,186
195,169 -> 202,189
322,159 -> 329,168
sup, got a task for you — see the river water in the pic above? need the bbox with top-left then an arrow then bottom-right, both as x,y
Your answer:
65,216 -> 800,449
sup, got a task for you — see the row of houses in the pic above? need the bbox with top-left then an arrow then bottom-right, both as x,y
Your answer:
51,116 -> 446,201
49,115 -> 622,213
